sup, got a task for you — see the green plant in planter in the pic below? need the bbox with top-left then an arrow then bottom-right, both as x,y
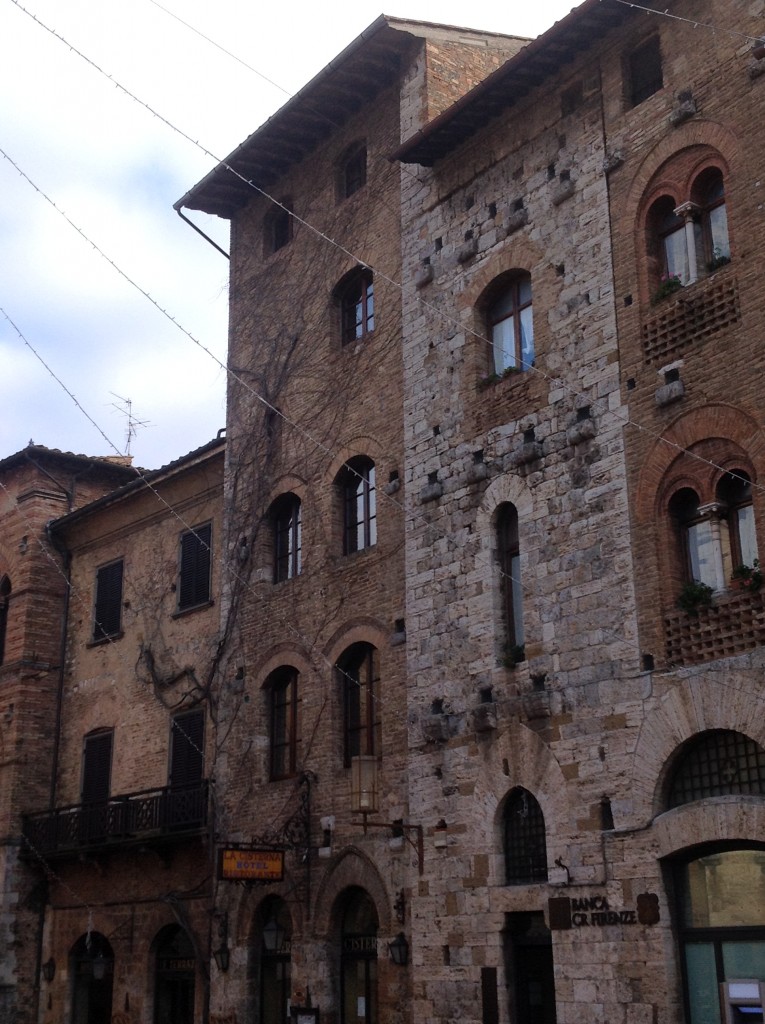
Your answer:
708,247 -> 731,273
677,580 -> 714,616
652,273 -> 683,304
732,559 -> 763,593
478,372 -> 500,391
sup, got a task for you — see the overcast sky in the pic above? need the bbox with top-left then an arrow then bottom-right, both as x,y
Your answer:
0,0 -> 580,469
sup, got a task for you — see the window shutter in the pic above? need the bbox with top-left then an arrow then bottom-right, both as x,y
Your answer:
93,561 -> 123,640
81,731 -> 113,804
178,525 -> 211,609
169,711 -> 204,788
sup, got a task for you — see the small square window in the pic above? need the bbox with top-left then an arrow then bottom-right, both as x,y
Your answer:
263,200 -> 293,256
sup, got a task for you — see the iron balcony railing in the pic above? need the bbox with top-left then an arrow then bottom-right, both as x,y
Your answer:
22,781 -> 209,859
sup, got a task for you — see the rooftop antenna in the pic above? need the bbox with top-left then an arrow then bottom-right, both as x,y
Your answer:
109,393 -> 150,456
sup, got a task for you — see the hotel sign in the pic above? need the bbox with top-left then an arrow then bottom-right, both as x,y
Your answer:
219,847 -> 284,882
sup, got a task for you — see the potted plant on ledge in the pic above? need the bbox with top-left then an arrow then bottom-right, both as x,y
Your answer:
677,580 -> 714,616
652,273 -> 683,304
731,559 -> 763,593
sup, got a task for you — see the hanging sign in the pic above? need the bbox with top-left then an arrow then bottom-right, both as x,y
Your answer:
218,847 -> 284,881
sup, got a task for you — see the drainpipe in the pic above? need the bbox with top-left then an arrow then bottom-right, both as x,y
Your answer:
173,206 -> 230,260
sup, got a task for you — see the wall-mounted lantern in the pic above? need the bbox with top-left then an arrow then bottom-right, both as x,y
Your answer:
41,958 -> 56,983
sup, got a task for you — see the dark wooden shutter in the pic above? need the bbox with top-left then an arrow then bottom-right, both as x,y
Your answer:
178,525 -> 211,609
169,711 -> 204,789
93,561 -> 123,640
81,731 -> 113,804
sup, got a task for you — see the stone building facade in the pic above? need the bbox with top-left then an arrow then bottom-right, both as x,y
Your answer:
4,2 -> 765,1023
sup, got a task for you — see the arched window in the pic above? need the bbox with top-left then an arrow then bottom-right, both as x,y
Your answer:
668,468 -> 759,594
503,787 -> 548,885
337,643 -> 380,766
258,897 -> 292,1024
70,932 -> 114,1024
339,142 -> 367,199
487,272 -> 534,373
666,730 -> 765,809
496,503 -> 524,661
263,199 -> 293,255
338,457 -> 376,554
271,494 -> 302,582
692,167 -> 730,269
337,269 -> 374,344
645,160 -> 731,293
0,575 -> 11,665
154,925 -> 195,1024
339,888 -> 378,1024
266,667 -> 298,780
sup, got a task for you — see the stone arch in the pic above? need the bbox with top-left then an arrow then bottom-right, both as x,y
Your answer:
471,721 -> 571,886
651,797 -> 765,859
456,235 -> 547,315
630,672 -> 765,821
322,620 -> 389,664
312,847 -> 392,939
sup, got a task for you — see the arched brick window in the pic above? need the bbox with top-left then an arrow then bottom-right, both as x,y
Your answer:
643,152 -> 730,295
337,457 -> 376,554
336,642 -> 380,766
335,268 -> 374,345
265,666 -> 299,780
667,461 -> 759,595
270,493 -> 301,582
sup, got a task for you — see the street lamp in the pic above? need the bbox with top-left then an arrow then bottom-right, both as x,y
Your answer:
388,933 -> 409,966
41,958 -> 56,983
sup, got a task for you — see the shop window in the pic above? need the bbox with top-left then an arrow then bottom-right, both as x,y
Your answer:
338,457 -> 377,554
339,888 -> 378,1024
267,667 -> 298,780
178,523 -> 212,610
339,142 -> 367,199
0,575 -> 10,665
496,503 -> 525,661
628,36 -> 663,106
336,268 -> 374,345
263,200 -> 293,255
673,847 -> 765,1024
154,925 -> 195,1024
666,730 -> 765,809
486,272 -> 534,373
503,787 -> 548,885
259,898 -> 292,1024
271,494 -> 301,582
92,559 -> 123,641
337,643 -> 380,766
70,932 -> 114,1024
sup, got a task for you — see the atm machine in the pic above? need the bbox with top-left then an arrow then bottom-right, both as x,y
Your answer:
721,981 -> 765,1023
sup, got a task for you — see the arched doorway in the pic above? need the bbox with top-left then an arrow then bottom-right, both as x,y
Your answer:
258,897 -> 292,1024
153,924 -> 195,1024
70,932 -> 114,1024
338,888 -> 378,1024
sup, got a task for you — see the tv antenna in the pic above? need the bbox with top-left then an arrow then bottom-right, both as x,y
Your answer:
109,393 -> 150,456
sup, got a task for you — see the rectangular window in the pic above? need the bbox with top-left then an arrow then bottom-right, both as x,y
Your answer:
628,36 -> 663,106
178,524 -> 212,610
93,559 -> 123,641
270,670 -> 298,780
169,709 -> 205,789
81,730 -> 113,804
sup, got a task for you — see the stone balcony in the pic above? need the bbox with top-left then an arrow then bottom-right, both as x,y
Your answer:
22,780 -> 209,861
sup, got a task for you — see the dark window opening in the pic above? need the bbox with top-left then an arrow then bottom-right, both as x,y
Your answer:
264,201 -> 293,255
0,576 -> 10,665
337,643 -> 380,766
341,143 -> 367,199
178,523 -> 212,610
340,458 -> 376,554
504,787 -> 548,884
268,668 -> 298,780
666,730 -> 765,809
271,495 -> 301,582
93,560 -> 123,641
339,269 -> 374,344
497,503 -> 524,657
629,36 -> 663,106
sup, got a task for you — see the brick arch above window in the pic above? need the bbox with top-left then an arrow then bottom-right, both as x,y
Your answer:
634,404 -> 765,525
